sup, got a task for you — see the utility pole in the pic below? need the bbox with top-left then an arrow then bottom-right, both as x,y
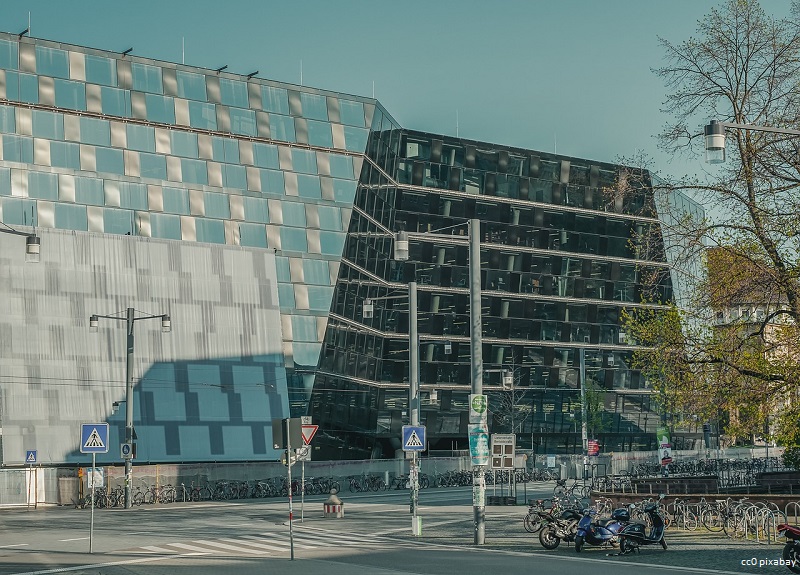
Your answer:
469,218 -> 485,545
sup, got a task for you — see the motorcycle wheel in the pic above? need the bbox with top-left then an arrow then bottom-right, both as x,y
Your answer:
618,536 -> 636,555
661,537 -> 668,550
539,525 -> 561,550
574,534 -> 584,553
784,542 -> 800,574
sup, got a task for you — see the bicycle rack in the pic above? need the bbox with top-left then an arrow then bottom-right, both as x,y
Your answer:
786,501 -> 800,524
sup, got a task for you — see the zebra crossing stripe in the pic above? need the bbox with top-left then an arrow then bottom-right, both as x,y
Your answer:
191,540 -> 268,555
272,530 -> 376,546
139,546 -> 175,554
166,543 -> 217,554
221,538 -> 289,553
241,535 -> 316,550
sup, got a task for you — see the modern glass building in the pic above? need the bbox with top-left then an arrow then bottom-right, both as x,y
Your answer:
0,33 -> 698,466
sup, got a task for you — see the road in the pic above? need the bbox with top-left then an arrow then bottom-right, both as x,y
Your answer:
0,483 -> 791,575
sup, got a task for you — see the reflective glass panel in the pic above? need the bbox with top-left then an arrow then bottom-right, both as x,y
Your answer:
140,152 -> 167,180
50,141 -> 80,169
261,86 -> 289,114
3,135 -> 33,163
54,79 -> 86,110
145,94 -> 175,124
344,126 -> 369,152
222,164 -> 246,189
203,192 -> 230,219
303,259 -> 330,285
1,198 -> 37,226
318,231 -> 345,255
31,110 -> 64,139
300,93 -> 328,121
118,181 -> 147,209
79,117 -> 111,146
239,222 -> 267,247
181,158 -> 208,185
95,147 -> 124,175
35,46 -> 69,78
281,201 -> 306,227
332,178 -> 356,203
5,72 -> 39,103
243,196 -> 269,223
307,286 -> 334,311
339,99 -> 365,127
280,227 -> 307,252
0,167 -> 9,195
211,137 -> 239,162
307,119 -> 333,148
292,149 -> 317,174
277,283 -> 295,307
195,218 -> 225,244
85,55 -> 117,87
317,205 -> 342,231
229,107 -> 256,136
291,315 -> 318,341
219,78 -> 248,108
269,114 -> 295,142
170,131 -> 198,158
176,70 -> 207,101
150,213 -> 182,240
54,203 -> 88,231
131,62 -> 163,94
126,124 -> 155,152
328,154 -> 354,179
275,256 -> 290,281
297,174 -> 321,199
260,169 -> 284,194
162,186 -> 190,214
28,171 -> 58,200
0,105 -> 14,133
103,207 -> 133,235
252,143 -> 279,168
0,39 -> 18,70
74,177 -> 104,205
188,100 -> 216,130
101,86 -> 130,116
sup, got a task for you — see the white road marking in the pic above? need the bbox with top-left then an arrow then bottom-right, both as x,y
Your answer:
7,553 -> 204,575
166,542 -> 221,554
240,535 -> 316,550
57,537 -> 88,542
190,540 -> 268,555
138,546 -> 175,554
221,538 -> 288,552
0,543 -> 29,548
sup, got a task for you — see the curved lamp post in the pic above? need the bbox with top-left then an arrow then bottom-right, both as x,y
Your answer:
704,119 -> 800,164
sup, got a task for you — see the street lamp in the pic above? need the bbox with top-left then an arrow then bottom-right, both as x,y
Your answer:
89,308 -> 171,509
704,119 -> 800,164
393,218 -> 485,544
0,223 -> 41,262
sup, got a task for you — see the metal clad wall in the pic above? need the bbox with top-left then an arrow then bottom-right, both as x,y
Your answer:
0,227 -> 287,465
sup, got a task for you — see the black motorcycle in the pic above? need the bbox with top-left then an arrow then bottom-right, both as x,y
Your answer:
538,507 -> 583,550
778,523 -> 800,573
616,496 -> 667,554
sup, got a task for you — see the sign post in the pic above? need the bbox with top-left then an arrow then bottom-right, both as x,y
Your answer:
25,450 -> 37,510
402,424 -> 426,536
491,434 -> 516,501
80,423 -> 109,554
299,416 -> 317,522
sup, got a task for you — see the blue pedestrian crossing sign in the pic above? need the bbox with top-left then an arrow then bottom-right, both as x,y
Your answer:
402,425 -> 426,452
25,450 -> 37,464
80,423 -> 109,454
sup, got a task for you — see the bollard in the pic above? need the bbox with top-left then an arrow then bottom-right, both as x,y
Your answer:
323,489 -> 344,518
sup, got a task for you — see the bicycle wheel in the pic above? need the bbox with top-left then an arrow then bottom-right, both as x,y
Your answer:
133,491 -> 145,506
701,509 -> 724,532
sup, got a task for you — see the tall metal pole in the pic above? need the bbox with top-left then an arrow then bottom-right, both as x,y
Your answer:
469,219 -> 485,545
579,347 -> 588,480
409,281 -> 420,535
124,307 -> 135,509
287,418 -> 295,560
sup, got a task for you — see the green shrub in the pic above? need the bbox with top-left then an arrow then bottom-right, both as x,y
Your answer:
783,446 -> 800,471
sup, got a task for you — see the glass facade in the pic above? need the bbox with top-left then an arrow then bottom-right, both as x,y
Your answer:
0,33 -> 694,465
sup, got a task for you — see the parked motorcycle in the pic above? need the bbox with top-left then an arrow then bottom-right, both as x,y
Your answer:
575,507 -> 626,552
538,507 -> 583,550
617,495 -> 667,554
777,523 -> 800,573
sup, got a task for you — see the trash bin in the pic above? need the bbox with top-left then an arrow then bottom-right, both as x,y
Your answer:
58,477 -> 79,506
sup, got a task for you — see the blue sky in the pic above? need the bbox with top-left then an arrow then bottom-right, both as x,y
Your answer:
1,1 -> 791,179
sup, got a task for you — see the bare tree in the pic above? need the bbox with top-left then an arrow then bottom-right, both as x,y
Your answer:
626,0 -> 800,448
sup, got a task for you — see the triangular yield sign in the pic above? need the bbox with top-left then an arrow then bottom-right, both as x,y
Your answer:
301,424 -> 319,445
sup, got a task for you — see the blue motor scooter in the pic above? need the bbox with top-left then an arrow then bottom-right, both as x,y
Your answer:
575,507 -> 626,552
